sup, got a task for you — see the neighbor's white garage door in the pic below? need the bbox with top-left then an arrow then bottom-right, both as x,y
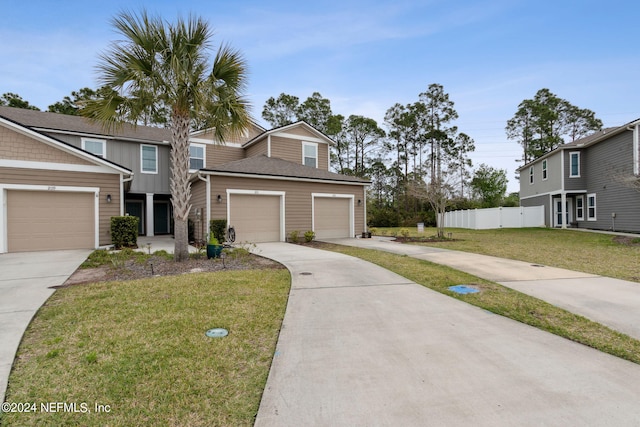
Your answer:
229,194 -> 281,242
314,197 -> 352,238
7,190 -> 94,252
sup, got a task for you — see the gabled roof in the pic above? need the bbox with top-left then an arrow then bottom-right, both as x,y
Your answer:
517,118 -> 640,171
198,155 -> 370,185
242,121 -> 336,149
0,113 -> 132,175
0,106 -> 171,144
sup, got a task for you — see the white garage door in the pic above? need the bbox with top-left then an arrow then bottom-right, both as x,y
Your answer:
314,197 -> 352,238
229,194 -> 281,242
7,190 -> 95,252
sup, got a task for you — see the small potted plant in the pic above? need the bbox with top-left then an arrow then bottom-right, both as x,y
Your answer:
206,234 -> 223,259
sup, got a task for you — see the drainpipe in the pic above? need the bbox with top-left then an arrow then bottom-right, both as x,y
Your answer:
120,173 -> 134,216
197,172 -> 211,239
628,124 -> 639,175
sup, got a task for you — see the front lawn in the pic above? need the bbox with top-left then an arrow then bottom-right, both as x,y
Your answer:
371,227 -> 640,282
2,269 -> 290,427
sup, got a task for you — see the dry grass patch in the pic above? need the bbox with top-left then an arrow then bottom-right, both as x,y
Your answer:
3,269 -> 290,427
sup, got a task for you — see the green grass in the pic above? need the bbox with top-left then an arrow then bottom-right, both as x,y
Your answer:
314,242 -> 640,365
372,227 -> 640,282
2,269 -> 290,427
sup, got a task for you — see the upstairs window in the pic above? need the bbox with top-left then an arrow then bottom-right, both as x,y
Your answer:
542,159 -> 548,180
529,166 -> 534,184
302,142 -> 318,168
141,145 -> 158,174
569,152 -> 580,177
189,144 -> 205,171
82,138 -> 106,158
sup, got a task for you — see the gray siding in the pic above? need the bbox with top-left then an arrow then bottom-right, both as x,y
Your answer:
520,194 -> 551,227
520,151 -> 563,198
564,149 -> 588,191
582,131 -> 640,233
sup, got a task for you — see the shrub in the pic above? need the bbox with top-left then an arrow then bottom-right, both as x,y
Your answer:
304,230 -> 315,242
400,228 -> 410,238
209,219 -> 227,243
111,216 -> 139,249
288,230 -> 300,243
369,227 -> 378,236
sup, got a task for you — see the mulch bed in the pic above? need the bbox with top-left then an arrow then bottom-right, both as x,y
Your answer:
60,253 -> 284,287
613,236 -> 640,246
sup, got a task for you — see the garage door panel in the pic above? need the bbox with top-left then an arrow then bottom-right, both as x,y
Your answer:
7,191 -> 94,252
230,194 -> 281,243
314,197 -> 351,238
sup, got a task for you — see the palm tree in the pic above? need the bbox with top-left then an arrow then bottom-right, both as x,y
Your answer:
84,10 -> 250,261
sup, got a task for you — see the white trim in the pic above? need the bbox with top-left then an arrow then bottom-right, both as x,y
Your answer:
634,124 -> 639,176
0,116 -> 131,174
520,189 -> 587,201
199,171 -> 369,186
561,150 -> 565,190
81,137 -> 106,158
140,144 -> 158,174
569,151 -> 581,178
189,143 -> 206,172
275,132 -> 327,144
587,193 -> 597,221
542,159 -> 548,181
302,141 -> 318,168
311,193 -> 355,238
188,137 -> 243,148
0,159 -> 125,174
226,189 -> 286,241
146,193 -> 155,236
267,134 -> 272,157
0,183 -> 100,253
529,166 -> 534,185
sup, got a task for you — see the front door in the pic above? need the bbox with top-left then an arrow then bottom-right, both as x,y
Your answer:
553,198 -> 573,227
154,201 -> 171,234
125,200 -> 145,235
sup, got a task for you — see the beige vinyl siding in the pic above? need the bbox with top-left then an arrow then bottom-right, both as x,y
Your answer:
245,139 -> 268,158
269,136 -> 329,170
208,175 -> 365,238
282,126 -> 320,139
0,126 -> 92,165
1,167 -> 121,246
195,123 -> 263,145
189,179 -> 208,242
206,144 -> 244,167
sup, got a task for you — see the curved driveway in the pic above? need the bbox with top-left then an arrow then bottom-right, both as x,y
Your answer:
254,242 -> 640,426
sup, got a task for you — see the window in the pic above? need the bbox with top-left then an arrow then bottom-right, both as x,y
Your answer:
529,166 -> 534,184
587,193 -> 596,220
576,196 -> 584,221
189,144 -> 205,171
542,159 -> 548,180
302,142 -> 318,168
141,145 -> 158,174
82,138 -> 106,158
569,152 -> 580,177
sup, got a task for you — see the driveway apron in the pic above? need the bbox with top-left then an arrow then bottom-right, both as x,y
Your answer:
0,249 -> 90,403
254,242 -> 640,426
329,237 -> 640,341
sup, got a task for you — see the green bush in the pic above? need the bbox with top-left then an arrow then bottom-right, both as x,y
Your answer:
209,219 -> 227,243
369,227 -> 378,236
304,230 -> 315,242
111,216 -> 139,249
400,228 -> 410,238
288,230 -> 300,243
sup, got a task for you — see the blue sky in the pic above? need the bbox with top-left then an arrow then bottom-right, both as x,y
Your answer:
2,0 -> 639,192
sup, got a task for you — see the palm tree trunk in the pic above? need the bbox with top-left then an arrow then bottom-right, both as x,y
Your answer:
170,113 -> 192,262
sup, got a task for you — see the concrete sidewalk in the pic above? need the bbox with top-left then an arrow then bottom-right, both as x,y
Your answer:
328,237 -> 640,340
0,249 -> 91,403
254,242 -> 640,426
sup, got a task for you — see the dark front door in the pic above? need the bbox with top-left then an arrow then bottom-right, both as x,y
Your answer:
125,200 -> 144,235
154,201 -> 171,234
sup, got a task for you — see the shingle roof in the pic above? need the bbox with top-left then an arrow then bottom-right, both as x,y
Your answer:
0,106 -> 171,143
201,155 -> 370,184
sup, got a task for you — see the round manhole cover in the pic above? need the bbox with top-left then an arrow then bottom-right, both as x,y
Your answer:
205,328 -> 228,338
300,272 -> 313,276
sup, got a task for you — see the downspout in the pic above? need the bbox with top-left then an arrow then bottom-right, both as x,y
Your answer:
628,124 -> 639,175
197,172 -> 211,240
267,134 -> 271,157
120,173 -> 134,216
363,185 -> 368,234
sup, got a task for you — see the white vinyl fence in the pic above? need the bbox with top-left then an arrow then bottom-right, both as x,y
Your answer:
441,206 -> 545,230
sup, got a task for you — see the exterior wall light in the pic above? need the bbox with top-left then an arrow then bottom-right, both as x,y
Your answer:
217,194 -> 222,203
357,199 -> 362,206
106,194 -> 112,203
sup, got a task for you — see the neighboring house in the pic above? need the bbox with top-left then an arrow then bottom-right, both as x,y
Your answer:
518,118 -> 640,233
0,106 -> 369,252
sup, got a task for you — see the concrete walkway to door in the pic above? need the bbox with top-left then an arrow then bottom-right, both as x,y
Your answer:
253,242 -> 640,426
0,249 -> 91,403
327,236 -> 640,341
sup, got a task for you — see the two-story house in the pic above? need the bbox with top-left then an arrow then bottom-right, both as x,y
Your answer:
518,118 -> 640,233
0,106 -> 369,253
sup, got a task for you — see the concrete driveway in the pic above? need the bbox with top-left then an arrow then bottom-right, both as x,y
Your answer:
329,237 -> 640,340
0,249 -> 90,403
253,242 -> 640,426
